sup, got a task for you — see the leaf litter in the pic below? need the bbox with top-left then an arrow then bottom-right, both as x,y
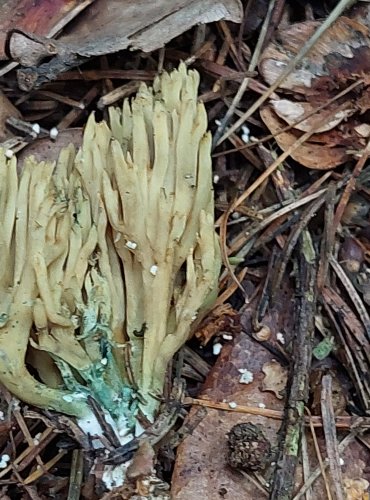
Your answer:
1,0 -> 370,499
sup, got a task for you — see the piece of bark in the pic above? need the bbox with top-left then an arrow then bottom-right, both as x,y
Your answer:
58,0 -> 242,54
0,0 -> 94,60
261,360 -> 288,400
7,0 -> 242,89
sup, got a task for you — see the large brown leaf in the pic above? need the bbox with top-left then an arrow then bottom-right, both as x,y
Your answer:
171,334 -> 284,499
172,285 -> 370,499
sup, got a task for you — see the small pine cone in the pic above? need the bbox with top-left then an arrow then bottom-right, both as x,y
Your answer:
227,423 -> 271,472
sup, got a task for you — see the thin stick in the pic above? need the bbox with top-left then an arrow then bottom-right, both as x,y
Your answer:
213,0 -> 276,145
270,241 -> 316,500
67,449 -> 84,500
330,256 -> 370,340
321,375 -> 345,500
293,435 -> 355,500
300,430 -> 313,500
307,408 -> 332,500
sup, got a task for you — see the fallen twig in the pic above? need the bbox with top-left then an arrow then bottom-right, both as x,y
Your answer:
321,374 -> 345,500
270,236 -> 316,500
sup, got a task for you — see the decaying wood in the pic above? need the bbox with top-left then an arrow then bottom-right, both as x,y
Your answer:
270,239 -> 317,500
3,0 -> 242,89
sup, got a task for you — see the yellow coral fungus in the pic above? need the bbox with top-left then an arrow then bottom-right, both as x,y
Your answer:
0,64 -> 220,437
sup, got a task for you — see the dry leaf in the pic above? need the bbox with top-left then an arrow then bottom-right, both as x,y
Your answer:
17,128 -> 83,173
171,335 -> 284,499
355,124 -> 370,138
126,441 -> 155,481
261,360 -> 288,400
260,106 -> 350,169
310,365 -> 348,416
271,99 -> 354,134
258,6 -> 370,170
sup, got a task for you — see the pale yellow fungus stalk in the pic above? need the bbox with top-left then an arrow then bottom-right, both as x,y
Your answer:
0,64 -> 221,432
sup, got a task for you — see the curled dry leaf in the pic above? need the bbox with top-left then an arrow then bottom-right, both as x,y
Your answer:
260,106 -> 350,170
271,99 -> 354,134
254,324 -> 271,342
261,360 -> 288,400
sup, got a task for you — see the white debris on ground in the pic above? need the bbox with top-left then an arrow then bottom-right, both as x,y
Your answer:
0,454 -> 10,469
213,342 -> 223,355
238,368 -> 254,384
